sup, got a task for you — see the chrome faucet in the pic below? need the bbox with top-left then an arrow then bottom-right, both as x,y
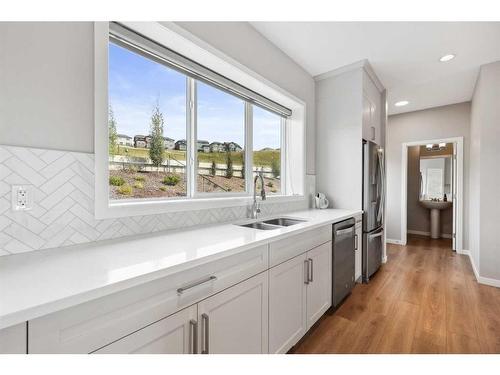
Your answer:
251,171 -> 266,219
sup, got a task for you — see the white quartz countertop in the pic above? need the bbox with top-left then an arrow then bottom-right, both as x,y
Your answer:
0,208 -> 361,329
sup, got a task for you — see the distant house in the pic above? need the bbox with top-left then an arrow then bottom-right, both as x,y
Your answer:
117,134 -> 133,147
209,142 -> 225,153
163,137 -> 175,150
175,140 -> 187,151
225,142 -> 243,152
134,135 -> 150,148
197,140 -> 210,153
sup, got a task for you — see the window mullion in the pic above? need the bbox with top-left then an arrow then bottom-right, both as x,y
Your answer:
187,77 -> 197,198
245,102 -> 253,196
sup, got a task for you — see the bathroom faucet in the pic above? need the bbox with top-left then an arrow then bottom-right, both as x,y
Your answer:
251,171 -> 266,219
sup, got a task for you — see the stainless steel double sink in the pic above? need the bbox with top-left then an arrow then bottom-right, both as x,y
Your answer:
237,217 -> 306,230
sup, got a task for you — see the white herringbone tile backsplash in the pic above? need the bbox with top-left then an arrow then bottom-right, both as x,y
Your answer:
0,145 -> 308,256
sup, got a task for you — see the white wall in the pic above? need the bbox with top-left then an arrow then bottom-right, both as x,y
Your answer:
0,22 -> 94,153
173,22 -> 316,175
386,102 -> 471,246
315,69 -> 363,209
469,61 -> 500,281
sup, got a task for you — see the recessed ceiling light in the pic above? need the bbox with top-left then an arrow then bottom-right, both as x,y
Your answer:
395,100 -> 409,107
440,54 -> 456,62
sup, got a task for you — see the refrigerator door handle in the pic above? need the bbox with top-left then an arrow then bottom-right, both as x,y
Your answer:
376,148 -> 385,224
368,231 -> 384,239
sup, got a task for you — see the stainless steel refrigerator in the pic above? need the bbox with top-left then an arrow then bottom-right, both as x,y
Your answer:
362,140 -> 385,282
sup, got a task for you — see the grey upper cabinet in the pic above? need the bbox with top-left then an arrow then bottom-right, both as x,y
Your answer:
362,70 -> 383,146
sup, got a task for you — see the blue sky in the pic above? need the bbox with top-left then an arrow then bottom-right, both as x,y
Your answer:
109,42 -> 280,150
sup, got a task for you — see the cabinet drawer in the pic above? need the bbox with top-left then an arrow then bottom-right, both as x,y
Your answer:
94,305 -> 197,354
28,244 -> 268,354
269,225 -> 331,267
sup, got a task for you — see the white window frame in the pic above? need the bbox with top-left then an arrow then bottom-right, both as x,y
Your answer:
95,22 -> 306,219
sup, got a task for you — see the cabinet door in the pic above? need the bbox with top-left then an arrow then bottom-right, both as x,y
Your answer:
306,242 -> 332,329
355,223 -> 362,282
94,305 -> 197,354
269,253 -> 307,354
0,323 -> 26,354
197,272 -> 268,354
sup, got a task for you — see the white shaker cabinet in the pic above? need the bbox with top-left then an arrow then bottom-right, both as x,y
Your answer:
0,323 -> 26,354
305,242 -> 332,328
197,271 -> 268,354
94,305 -> 197,354
268,253 -> 308,354
96,271 -> 269,354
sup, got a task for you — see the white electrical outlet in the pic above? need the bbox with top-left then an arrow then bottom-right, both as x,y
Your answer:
11,185 -> 34,211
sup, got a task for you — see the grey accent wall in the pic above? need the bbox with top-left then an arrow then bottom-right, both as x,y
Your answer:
173,22 -> 316,175
386,102 -> 471,247
469,61 -> 500,280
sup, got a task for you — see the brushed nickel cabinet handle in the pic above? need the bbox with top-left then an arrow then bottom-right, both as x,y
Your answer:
189,319 -> 198,354
308,258 -> 314,282
354,234 -> 358,250
201,313 -> 209,354
304,259 -> 310,284
177,275 -> 217,295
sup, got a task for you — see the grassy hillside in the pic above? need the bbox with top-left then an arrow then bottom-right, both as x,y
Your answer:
114,146 -> 280,167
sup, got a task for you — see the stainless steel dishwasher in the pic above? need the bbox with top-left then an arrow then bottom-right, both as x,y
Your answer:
332,218 -> 356,309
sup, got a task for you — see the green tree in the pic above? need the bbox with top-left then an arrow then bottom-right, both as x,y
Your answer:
149,103 -> 165,169
225,144 -> 233,179
211,161 -> 217,177
271,156 -> 280,178
241,157 -> 245,179
108,105 -> 118,155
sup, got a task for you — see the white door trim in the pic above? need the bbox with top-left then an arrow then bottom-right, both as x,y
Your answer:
401,136 -> 464,251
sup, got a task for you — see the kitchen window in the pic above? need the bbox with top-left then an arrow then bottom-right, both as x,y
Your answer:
108,40 -> 188,200
196,81 -> 246,194
95,22 -> 305,218
253,106 -> 284,195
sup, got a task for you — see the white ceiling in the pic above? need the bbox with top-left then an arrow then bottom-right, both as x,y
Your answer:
250,22 -> 500,115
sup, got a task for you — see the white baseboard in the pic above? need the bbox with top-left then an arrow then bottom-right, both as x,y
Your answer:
466,251 -> 500,288
456,249 -> 470,256
386,238 -> 403,245
407,230 -> 452,239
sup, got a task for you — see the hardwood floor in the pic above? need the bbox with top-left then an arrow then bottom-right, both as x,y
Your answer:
292,235 -> 500,354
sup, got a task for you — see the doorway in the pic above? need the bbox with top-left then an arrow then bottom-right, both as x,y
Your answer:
401,137 -> 464,251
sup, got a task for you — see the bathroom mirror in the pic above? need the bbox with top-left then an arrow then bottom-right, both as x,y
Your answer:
419,155 -> 452,201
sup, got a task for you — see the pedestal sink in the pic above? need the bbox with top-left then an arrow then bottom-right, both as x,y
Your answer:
419,200 -> 452,239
